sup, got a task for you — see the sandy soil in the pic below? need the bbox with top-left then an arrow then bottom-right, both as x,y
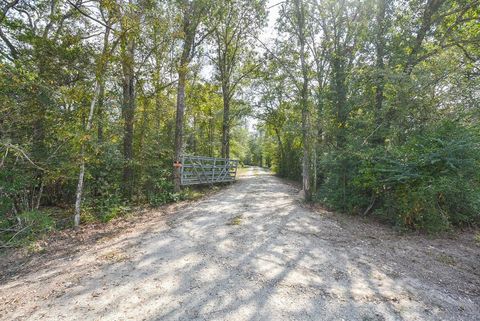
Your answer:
0,167 -> 479,321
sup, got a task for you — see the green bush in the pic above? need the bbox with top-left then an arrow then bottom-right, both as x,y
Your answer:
317,121 -> 480,232
146,177 -> 179,206
317,150 -> 371,213
276,139 -> 303,181
100,205 -> 131,223
0,210 -> 55,247
142,166 -> 179,206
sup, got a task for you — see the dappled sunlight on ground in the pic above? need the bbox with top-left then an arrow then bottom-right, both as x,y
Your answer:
1,167 -> 479,320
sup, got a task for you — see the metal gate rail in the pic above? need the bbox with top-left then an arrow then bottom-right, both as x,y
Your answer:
180,155 -> 239,186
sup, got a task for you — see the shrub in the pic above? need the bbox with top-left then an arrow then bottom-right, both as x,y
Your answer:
0,210 -> 55,247
317,150 -> 371,213
318,121 -> 480,232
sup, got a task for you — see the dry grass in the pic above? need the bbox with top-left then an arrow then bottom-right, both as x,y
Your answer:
99,250 -> 130,263
227,215 -> 243,226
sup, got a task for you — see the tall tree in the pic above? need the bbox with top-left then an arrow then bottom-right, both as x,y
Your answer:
173,0 -> 211,192
209,0 -> 265,158
74,5 -> 116,227
275,0 -> 315,200
373,0 -> 388,143
119,0 -> 139,200
293,0 -> 312,200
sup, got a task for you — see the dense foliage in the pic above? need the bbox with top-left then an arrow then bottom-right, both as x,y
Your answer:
0,0 -> 478,247
0,0 -> 265,246
253,0 -> 480,231
317,122 -> 480,231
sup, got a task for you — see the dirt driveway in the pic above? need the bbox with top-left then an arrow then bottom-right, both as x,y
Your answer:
1,167 -> 479,321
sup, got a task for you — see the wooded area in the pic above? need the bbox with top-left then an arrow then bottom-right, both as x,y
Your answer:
0,0 -> 479,246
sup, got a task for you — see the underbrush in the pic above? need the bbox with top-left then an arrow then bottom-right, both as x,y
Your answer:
0,181 -> 217,250
317,121 -> 480,232
0,209 -> 59,249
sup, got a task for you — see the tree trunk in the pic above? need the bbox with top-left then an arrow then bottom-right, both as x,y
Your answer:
137,93 -> 149,186
273,127 -> 284,161
97,83 -> 105,143
121,37 -> 136,200
332,53 -> 347,148
221,88 -> 230,159
173,3 -> 198,192
74,20 -> 111,226
174,68 -> 186,192
74,83 -> 101,227
209,108 -> 214,157
404,0 -> 444,75
373,0 -> 386,144
273,126 -> 285,176
294,0 -> 312,201
32,63 -> 48,211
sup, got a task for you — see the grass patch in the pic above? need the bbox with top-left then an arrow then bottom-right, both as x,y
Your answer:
227,215 -> 243,226
436,253 -> 456,266
182,185 -> 219,201
1,209 -> 56,249
99,250 -> 129,263
474,232 -> 480,245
